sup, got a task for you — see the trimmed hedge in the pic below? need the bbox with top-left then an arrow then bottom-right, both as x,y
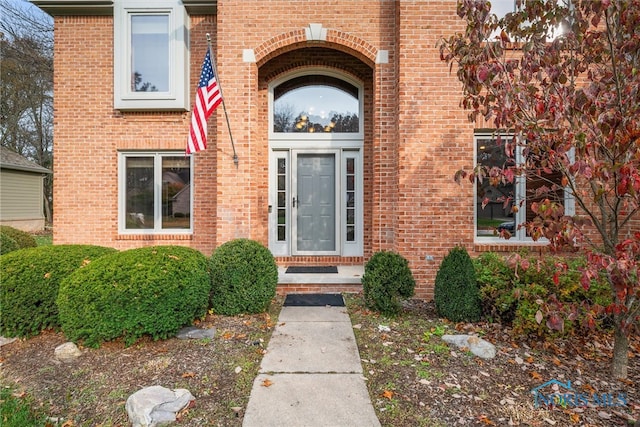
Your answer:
434,246 -> 482,322
0,245 -> 118,338
0,226 -> 37,253
57,246 -> 210,348
362,251 -> 415,315
209,239 -> 278,315
0,233 -> 18,255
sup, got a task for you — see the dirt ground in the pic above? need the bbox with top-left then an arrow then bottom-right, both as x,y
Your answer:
1,294 -> 638,426
347,296 -> 639,427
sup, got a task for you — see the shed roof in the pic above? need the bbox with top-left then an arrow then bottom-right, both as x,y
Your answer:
0,146 -> 52,174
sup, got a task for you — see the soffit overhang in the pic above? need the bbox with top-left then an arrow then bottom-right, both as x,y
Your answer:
30,1 -> 217,16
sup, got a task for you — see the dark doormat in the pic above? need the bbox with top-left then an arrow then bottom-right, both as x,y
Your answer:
285,266 -> 338,274
284,293 -> 345,307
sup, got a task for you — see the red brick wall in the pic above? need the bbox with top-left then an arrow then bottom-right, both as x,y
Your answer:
52,1 -> 602,300
52,15 -> 220,254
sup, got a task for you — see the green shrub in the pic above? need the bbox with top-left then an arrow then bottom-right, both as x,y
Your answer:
0,245 -> 117,338
473,252 -> 518,323
434,246 -> 481,322
1,233 -> 18,255
474,252 -> 613,338
0,226 -> 37,251
209,239 -> 278,315
57,246 -> 210,348
362,251 -> 415,315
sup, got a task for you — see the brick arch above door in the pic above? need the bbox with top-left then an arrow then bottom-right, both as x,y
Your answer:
254,27 -> 378,68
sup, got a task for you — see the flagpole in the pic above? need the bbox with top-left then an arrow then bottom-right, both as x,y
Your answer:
206,33 -> 238,166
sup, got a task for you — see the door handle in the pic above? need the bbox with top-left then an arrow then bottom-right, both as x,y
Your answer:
292,196 -> 297,208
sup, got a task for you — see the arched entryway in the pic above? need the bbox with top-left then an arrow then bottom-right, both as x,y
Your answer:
259,47 -> 373,261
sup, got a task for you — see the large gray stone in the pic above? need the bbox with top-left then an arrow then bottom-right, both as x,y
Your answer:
441,334 -> 496,359
176,326 -> 216,340
126,386 -> 194,427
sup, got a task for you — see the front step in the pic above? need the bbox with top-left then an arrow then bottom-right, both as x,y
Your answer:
276,265 -> 364,295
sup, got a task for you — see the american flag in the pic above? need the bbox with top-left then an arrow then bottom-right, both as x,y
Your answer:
186,49 -> 222,154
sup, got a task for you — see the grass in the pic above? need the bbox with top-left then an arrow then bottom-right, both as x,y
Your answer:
0,386 -> 47,427
31,229 -> 52,246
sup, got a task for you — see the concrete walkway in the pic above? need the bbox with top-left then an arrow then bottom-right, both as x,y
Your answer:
243,305 -> 381,427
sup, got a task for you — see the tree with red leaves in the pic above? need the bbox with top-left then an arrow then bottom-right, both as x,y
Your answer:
439,0 -> 639,379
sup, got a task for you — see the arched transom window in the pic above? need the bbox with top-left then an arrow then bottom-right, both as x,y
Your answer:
273,75 -> 359,134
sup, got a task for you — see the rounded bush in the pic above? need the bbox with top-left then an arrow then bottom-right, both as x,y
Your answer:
0,233 -> 18,255
0,226 -> 37,250
0,245 -> 118,338
434,246 -> 481,322
474,252 -> 517,323
362,251 -> 415,315
57,246 -> 210,348
209,239 -> 278,315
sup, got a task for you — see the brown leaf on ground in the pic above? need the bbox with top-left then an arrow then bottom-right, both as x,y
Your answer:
261,379 -> 273,388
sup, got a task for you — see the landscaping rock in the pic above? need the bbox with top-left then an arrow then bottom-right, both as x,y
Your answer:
441,334 -> 496,359
54,342 -> 82,361
126,386 -> 194,427
176,326 -> 216,340
0,336 -> 17,347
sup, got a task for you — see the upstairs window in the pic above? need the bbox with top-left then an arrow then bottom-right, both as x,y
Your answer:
114,0 -> 189,110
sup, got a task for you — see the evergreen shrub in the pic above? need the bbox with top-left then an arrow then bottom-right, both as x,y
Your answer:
0,226 -> 37,251
57,246 -> 210,347
0,245 -> 117,337
0,233 -> 18,255
434,246 -> 481,322
362,251 -> 415,315
209,239 -> 278,315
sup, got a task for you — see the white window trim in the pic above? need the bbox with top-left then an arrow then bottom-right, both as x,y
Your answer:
474,133 -> 574,244
268,69 -> 364,142
118,151 -> 193,234
341,149 -> 363,256
114,0 -> 189,111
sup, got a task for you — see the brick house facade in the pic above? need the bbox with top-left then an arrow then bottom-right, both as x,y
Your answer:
33,0 -> 570,300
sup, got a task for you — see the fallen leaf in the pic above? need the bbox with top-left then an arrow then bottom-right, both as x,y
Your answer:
262,379 -> 273,387
530,371 -> 543,380
582,383 -> 596,393
181,372 -> 195,378
570,413 -> 580,423
381,390 -> 394,400
222,332 -> 234,340
478,414 -> 496,425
